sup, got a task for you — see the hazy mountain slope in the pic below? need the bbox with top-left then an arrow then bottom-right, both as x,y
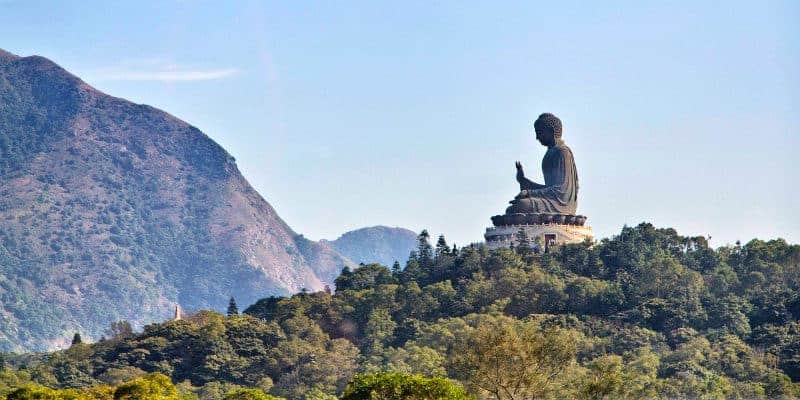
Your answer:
295,235 -> 357,286
324,226 -> 418,267
0,49 -> 349,351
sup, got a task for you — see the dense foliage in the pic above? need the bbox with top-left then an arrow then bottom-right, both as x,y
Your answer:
341,373 -> 470,400
2,223 -> 799,399
0,371 -> 280,400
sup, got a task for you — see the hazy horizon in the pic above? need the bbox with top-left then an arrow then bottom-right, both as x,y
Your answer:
2,1 -> 798,247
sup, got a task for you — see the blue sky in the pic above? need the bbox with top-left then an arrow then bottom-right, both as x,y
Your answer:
2,1 -> 798,247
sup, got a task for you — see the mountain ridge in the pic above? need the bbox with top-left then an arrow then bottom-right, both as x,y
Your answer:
0,49 -> 359,350
324,226 -> 418,267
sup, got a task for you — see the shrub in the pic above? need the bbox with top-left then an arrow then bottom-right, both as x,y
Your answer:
223,388 -> 283,400
341,373 -> 472,400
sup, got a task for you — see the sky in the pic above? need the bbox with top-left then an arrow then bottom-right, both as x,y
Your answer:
1,1 -> 798,247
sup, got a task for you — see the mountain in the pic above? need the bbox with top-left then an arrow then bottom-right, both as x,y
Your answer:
294,234 -> 357,287
324,226 -> 418,267
0,49 -> 354,351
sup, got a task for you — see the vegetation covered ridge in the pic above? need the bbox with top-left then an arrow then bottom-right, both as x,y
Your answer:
0,50 -> 359,351
2,223 -> 799,399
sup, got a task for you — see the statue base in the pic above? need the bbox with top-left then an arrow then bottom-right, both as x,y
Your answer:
484,217 -> 594,252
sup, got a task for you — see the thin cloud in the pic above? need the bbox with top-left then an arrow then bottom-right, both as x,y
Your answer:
92,68 -> 239,82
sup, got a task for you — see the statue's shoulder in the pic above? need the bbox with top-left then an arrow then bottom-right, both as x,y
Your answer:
553,142 -> 575,160
552,141 -> 572,153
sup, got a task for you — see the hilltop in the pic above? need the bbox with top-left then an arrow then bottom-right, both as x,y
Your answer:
323,226 -> 418,268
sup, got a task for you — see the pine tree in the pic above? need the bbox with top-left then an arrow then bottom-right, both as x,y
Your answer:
227,297 -> 239,316
416,230 -> 434,268
391,261 -> 402,275
335,266 -> 355,291
401,258 -> 423,284
435,234 -> 449,260
71,332 -> 82,346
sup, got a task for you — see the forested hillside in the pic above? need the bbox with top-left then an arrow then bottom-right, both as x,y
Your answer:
0,49 -> 355,351
2,223 -> 799,399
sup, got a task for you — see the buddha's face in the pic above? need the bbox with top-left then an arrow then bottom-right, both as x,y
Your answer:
535,127 -> 555,147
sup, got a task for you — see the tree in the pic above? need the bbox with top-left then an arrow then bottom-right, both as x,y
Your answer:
228,297 -> 239,316
269,316 -> 360,399
362,309 -> 398,355
6,386 -> 65,400
113,373 -> 179,400
579,355 -> 626,399
223,388 -> 283,400
335,266 -> 354,291
341,373 -> 471,400
71,332 -> 82,346
334,264 -> 393,291
451,317 -> 578,400
372,344 -> 447,377
706,296 -> 751,337
416,230 -> 433,269
104,321 -> 133,341
400,258 -> 424,285
435,235 -> 449,260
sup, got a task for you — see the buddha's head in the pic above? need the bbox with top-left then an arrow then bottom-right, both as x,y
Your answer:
534,113 -> 562,147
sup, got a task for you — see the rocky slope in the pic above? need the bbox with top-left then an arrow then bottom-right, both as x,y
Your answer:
324,226 -> 418,267
0,49 -> 355,351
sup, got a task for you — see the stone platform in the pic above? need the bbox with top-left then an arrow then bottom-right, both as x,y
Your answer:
485,213 -> 593,251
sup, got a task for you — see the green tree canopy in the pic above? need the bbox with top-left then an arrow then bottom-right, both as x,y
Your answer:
341,373 -> 471,400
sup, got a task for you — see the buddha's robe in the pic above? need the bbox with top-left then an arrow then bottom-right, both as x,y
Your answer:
506,139 -> 578,215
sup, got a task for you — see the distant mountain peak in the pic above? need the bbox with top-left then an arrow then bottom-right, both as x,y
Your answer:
325,226 -> 418,267
331,225 -> 416,238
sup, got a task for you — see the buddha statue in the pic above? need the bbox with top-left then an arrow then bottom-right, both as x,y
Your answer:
506,113 -> 578,215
